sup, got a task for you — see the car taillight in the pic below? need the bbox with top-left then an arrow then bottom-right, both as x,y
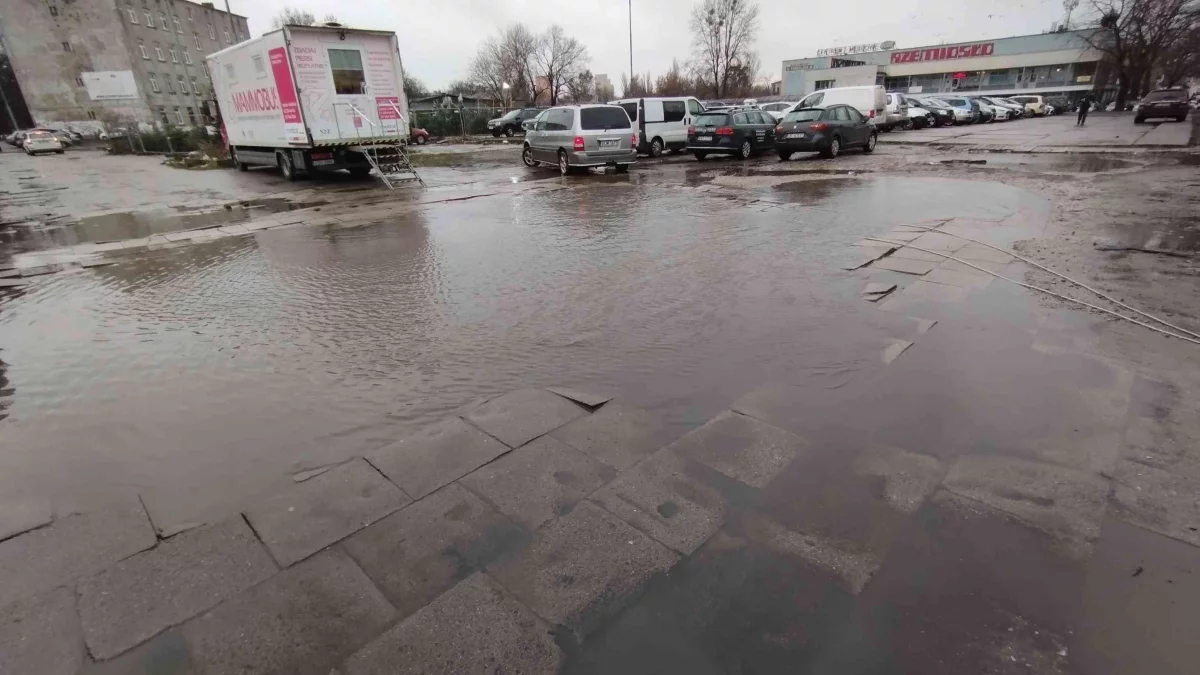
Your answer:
573,136 -> 584,151
715,126 -> 734,135
631,133 -> 638,146
775,126 -> 783,135
868,110 -> 875,118
687,126 -> 695,135
809,123 -> 829,131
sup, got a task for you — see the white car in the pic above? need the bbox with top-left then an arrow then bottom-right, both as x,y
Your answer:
760,101 -> 800,121
905,105 -> 935,129
23,131 -> 64,155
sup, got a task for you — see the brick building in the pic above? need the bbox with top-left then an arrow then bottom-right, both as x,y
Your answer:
0,0 -> 249,134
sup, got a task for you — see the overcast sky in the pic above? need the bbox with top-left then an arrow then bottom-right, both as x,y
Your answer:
227,0 -> 1072,93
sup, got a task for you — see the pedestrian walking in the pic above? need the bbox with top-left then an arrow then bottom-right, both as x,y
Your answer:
1076,95 -> 1092,126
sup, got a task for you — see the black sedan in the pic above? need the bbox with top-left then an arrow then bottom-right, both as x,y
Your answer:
1136,89 -> 1190,123
913,98 -> 956,127
774,105 -> 877,159
687,109 -> 778,160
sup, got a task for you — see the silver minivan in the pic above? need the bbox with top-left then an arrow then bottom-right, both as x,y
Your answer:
522,105 -> 637,175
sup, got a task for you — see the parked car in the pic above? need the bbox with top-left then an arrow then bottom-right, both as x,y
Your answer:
913,97 -> 956,127
789,86 -> 888,129
409,127 -> 429,145
1135,89 -> 1190,123
1008,95 -> 1048,116
904,103 -> 935,130
23,131 -> 64,155
686,108 -> 776,160
1043,97 -> 1074,114
760,101 -> 800,121
882,93 -> 910,132
931,96 -> 980,124
610,96 -> 706,157
977,99 -> 1009,121
51,129 -> 82,144
775,105 -> 878,160
521,104 -> 636,176
487,108 -> 542,137
46,130 -> 76,147
979,96 -> 1023,119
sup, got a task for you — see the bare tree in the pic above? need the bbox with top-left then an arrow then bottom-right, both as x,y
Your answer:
272,7 -> 318,28
1160,20 -> 1200,85
1081,0 -> 1198,108
688,0 -> 760,98
534,25 -> 590,106
655,59 -> 692,96
467,25 -> 539,105
564,69 -> 595,103
620,72 -> 654,97
322,14 -> 338,24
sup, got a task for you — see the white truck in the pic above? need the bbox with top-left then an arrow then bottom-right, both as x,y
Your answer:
206,24 -> 419,185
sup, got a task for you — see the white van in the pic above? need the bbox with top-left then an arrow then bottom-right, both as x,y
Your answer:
788,86 -> 888,129
611,96 -> 706,156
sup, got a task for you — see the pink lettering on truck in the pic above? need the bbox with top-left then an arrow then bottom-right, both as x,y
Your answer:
269,47 -> 302,125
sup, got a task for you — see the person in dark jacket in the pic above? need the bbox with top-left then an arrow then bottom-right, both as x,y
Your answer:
1077,95 -> 1092,126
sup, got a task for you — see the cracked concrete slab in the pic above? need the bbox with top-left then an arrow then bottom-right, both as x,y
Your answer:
368,417 -> 510,499
910,231 -> 969,253
459,436 -> 613,530
943,455 -> 1110,556
667,411 -> 806,488
923,266 -> 995,290
0,496 -> 156,608
871,256 -> 937,276
854,447 -> 946,514
244,458 -> 411,567
463,388 -> 587,447
340,574 -> 561,675
489,501 -> 677,635
342,483 -> 528,617
954,242 -> 1017,264
882,339 -> 914,364
181,549 -> 395,675
545,386 -> 613,407
551,402 -> 678,471
1110,460 -> 1200,548
78,517 -> 277,660
741,514 -> 882,594
878,280 -> 970,314
0,496 -> 52,541
0,587 -> 83,675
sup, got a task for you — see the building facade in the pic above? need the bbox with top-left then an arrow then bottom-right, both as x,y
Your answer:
0,0 -> 249,133
782,31 -> 1106,102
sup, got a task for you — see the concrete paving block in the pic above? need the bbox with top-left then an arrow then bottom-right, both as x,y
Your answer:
910,231 -> 969,253
545,386 -> 613,407
463,388 -> 587,447
667,411 -> 806,489
459,436 -> 613,530
215,224 -> 250,236
943,454 -> 1109,556
241,219 -> 280,231
244,458 -> 411,567
181,549 -> 395,675
878,280 -> 970,314
740,514 -> 882,594
1111,460 -> 1200,548
937,257 -> 1010,275
590,450 -> 727,554
842,244 -> 894,270
0,496 -> 52,541
489,501 -> 677,634
870,256 -> 937,276
0,587 -> 83,675
0,496 -> 156,608
551,402 -> 678,471
342,483 -> 528,618
0,278 -> 32,287
882,339 -> 914,364
368,417 -> 510,500
883,229 -> 923,242
953,242 -> 1015,264
340,573 -> 561,675
853,447 -> 946,514
77,517 -> 278,660
923,266 -> 995,290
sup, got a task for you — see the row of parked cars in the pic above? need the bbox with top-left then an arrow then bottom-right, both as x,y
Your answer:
3,128 -> 78,155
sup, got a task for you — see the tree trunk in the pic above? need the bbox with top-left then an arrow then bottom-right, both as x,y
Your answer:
1115,71 -> 1131,110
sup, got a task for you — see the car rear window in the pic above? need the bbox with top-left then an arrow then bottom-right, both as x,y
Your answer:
694,113 -> 729,126
943,98 -> 965,106
619,102 -> 638,122
1143,90 -> 1185,102
782,109 -> 823,122
580,106 -> 631,130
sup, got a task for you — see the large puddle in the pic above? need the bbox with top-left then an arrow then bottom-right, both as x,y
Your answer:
0,175 -> 1042,530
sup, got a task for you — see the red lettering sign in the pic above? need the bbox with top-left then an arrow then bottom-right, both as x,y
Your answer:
889,42 -> 994,64
268,47 -> 302,124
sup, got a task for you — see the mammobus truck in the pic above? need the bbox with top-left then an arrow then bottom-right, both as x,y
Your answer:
207,24 -> 421,186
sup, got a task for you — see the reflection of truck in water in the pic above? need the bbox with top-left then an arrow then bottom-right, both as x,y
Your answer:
206,24 -> 422,186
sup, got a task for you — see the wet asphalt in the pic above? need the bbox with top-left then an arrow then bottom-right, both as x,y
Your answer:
2,142 -> 1199,673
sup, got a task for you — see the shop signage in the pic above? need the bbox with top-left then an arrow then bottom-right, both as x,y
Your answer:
890,42 -> 995,64
817,41 -> 895,57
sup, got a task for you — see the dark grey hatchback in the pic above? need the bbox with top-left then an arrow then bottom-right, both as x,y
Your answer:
775,105 -> 878,160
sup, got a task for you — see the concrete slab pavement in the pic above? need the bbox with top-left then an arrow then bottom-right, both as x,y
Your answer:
886,112 -> 1191,149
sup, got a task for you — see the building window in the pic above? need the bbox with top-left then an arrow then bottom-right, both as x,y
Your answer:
236,31 -> 244,42
178,75 -> 187,93
138,42 -> 149,59
170,47 -> 179,63
208,25 -> 215,40
158,107 -> 169,124
187,7 -> 193,20
62,41 -> 72,52
49,6 -> 58,17
145,10 -> 154,25
155,46 -> 165,61
329,49 -> 366,95
166,78 -> 175,93
190,75 -> 198,91
187,106 -> 196,123
127,6 -> 138,23
148,73 -> 160,92
75,76 -> 84,86
175,108 -> 185,124
203,62 -> 210,79
173,16 -> 183,33
193,33 -> 201,49
159,13 -> 169,30
223,29 -> 231,43
814,79 -> 835,90
183,51 -> 192,65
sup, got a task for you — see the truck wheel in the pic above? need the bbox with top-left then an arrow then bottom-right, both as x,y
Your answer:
277,151 -> 298,181
416,135 -> 427,144
348,166 -> 372,178
231,148 -> 248,171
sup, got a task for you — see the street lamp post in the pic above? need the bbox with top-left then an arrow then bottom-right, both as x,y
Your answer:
502,82 -> 510,112
628,0 -> 633,84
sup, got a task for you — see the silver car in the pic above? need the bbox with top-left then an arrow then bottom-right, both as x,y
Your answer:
522,105 -> 637,176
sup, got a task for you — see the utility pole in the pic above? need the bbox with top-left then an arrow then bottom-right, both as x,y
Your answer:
628,0 -> 633,84
225,1 -> 237,39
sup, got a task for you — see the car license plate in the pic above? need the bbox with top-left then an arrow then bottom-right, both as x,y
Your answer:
312,159 -> 335,166
599,139 -> 618,148
786,133 -> 806,139
697,135 -> 712,142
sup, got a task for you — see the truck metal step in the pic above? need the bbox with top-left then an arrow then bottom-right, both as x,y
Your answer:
350,142 -> 426,190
